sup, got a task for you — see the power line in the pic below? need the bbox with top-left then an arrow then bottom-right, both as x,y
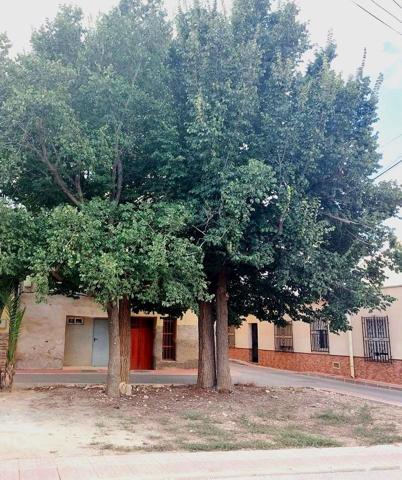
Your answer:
381,133 -> 402,148
351,1 -> 402,35
369,0 -> 402,23
391,0 -> 402,9
373,155 -> 402,180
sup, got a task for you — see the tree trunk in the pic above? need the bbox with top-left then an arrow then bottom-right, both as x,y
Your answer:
0,362 -> 15,392
197,300 -> 216,389
106,302 -> 121,398
119,296 -> 131,384
215,270 -> 233,392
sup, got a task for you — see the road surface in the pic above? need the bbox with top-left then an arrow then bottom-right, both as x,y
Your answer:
15,361 -> 402,405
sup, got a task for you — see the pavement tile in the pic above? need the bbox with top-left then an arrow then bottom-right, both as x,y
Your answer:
19,466 -> 60,480
0,470 -> 19,480
57,465 -> 98,480
91,464 -> 134,478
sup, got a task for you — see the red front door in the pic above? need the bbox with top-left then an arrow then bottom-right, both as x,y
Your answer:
131,318 -> 154,370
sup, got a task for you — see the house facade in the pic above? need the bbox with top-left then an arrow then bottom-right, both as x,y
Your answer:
0,284 -> 400,386
229,285 -> 402,386
0,290 -> 199,371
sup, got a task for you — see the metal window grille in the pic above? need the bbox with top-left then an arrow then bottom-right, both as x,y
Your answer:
274,322 -> 293,352
362,316 -> 392,363
162,318 -> 177,361
66,317 -> 84,325
310,319 -> 329,353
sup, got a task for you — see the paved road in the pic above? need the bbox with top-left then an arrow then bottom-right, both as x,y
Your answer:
15,361 -> 402,405
3,445 -> 402,479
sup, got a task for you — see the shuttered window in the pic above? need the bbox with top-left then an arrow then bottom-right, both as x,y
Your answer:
274,322 -> 293,352
162,318 -> 177,361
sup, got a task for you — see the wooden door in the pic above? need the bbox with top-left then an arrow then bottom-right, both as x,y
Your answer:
131,318 -> 154,370
251,323 -> 259,363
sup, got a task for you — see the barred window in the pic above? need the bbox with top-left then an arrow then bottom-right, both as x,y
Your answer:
274,322 -> 293,352
310,319 -> 329,353
162,318 -> 177,361
362,316 -> 392,363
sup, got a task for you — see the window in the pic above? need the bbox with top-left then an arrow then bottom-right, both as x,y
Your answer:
67,317 -> 84,325
274,322 -> 293,352
162,318 -> 177,361
310,319 -> 329,353
362,316 -> 392,363
228,326 -> 236,348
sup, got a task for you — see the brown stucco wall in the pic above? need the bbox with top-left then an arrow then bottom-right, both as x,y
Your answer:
16,293 -> 107,369
64,317 -> 94,367
17,292 -> 199,370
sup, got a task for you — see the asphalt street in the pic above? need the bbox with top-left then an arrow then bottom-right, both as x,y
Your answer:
14,360 -> 402,406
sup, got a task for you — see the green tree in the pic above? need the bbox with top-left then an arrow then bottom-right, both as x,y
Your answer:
0,1 -> 199,395
0,201 -> 38,390
166,1 -> 402,390
31,199 -> 205,397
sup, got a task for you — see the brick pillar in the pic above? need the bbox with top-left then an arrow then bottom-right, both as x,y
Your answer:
0,332 -> 8,369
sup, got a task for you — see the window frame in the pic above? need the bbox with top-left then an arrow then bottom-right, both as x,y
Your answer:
162,318 -> 177,361
274,322 -> 293,352
362,316 -> 392,363
310,319 -> 329,353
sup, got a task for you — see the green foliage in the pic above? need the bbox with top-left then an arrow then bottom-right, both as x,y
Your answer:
1,288 -> 26,364
0,0 -> 400,332
31,199 -> 206,310
165,0 -> 402,330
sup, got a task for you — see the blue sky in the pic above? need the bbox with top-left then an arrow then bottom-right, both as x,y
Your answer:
0,0 -> 401,280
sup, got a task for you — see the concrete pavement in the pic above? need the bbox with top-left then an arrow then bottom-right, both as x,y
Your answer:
2,445 -> 402,479
15,361 -> 402,406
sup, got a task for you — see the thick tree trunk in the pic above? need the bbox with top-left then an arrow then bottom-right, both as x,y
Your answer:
197,300 -> 216,389
215,270 -> 233,392
106,302 -> 121,398
0,362 -> 15,392
119,296 -> 131,384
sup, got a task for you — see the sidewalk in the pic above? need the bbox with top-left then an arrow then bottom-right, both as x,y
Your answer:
2,445 -> 402,480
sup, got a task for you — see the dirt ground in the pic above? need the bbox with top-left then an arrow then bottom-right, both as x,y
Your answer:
1,384 -> 402,460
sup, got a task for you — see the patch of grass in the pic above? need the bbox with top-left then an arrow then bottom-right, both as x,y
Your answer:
274,428 -> 342,448
190,420 -> 230,440
354,422 -> 402,445
239,415 -> 272,434
156,416 -> 170,426
182,410 -> 206,421
95,421 -> 106,429
315,410 -> 350,425
355,405 -> 373,426
182,440 -> 275,452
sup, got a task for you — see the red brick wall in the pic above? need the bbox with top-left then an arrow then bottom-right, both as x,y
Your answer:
229,347 -> 251,363
229,347 -> 402,385
0,332 -> 8,369
354,357 -> 402,385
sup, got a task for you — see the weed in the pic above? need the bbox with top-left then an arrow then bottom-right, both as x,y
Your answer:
316,410 -> 349,425
275,428 -> 342,448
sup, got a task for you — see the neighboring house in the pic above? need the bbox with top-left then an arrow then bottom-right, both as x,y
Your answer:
230,285 -> 402,386
1,288 -> 198,371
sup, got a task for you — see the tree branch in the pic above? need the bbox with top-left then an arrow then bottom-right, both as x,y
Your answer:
40,143 -> 81,207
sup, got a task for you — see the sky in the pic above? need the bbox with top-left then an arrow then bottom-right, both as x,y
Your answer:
0,0 -> 401,283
